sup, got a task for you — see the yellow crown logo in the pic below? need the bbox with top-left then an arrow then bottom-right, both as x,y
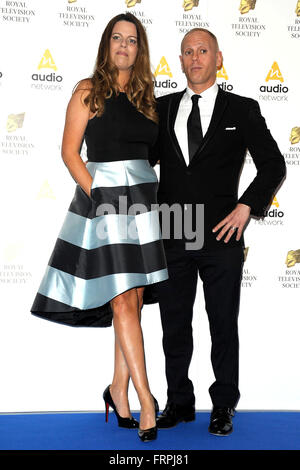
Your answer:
183,0 -> 199,11
126,0 -> 141,7
265,62 -> 284,83
38,49 -> 57,71
37,180 -> 56,200
285,249 -> 300,267
6,113 -> 25,133
239,0 -> 256,14
217,65 -> 228,81
68,0 -> 77,3
272,196 -> 279,208
154,57 -> 173,78
290,127 -> 300,145
296,0 -> 300,16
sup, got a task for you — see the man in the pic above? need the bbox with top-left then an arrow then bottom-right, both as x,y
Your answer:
151,28 -> 286,436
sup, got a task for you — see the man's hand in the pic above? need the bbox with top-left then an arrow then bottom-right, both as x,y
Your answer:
212,203 -> 251,243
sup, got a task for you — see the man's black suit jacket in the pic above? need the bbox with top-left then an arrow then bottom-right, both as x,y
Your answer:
150,87 -> 286,250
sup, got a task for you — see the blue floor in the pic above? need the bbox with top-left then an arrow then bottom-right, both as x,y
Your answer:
0,411 -> 299,450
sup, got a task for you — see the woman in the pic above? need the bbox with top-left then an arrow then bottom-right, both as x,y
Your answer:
31,13 -> 168,442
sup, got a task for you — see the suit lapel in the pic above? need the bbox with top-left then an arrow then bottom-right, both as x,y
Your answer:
167,90 -> 187,166
189,87 -> 229,167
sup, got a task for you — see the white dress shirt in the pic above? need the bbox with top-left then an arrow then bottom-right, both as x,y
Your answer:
174,81 -> 219,165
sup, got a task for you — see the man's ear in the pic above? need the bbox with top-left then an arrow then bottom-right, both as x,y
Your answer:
216,51 -> 223,71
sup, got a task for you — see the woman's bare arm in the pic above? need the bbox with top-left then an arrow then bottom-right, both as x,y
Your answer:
61,80 -> 94,197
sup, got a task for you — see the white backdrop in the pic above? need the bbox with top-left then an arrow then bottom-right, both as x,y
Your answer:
0,0 -> 299,413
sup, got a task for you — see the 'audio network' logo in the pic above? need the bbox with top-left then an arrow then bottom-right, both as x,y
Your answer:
258,62 -> 288,102
31,50 -> 63,91
154,57 -> 178,95
217,65 -> 234,92
255,196 -> 285,227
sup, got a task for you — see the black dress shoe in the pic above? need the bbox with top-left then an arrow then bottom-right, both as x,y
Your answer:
103,385 -> 139,429
138,426 -> 157,442
138,396 -> 159,442
156,402 -> 195,429
208,406 -> 235,436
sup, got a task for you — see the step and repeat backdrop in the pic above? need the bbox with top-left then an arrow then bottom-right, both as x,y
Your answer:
0,0 -> 299,412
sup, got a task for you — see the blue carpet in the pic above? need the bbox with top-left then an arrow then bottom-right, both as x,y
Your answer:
0,411 -> 299,450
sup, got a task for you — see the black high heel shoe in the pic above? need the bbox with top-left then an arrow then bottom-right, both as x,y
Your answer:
138,396 -> 159,442
103,385 -> 139,429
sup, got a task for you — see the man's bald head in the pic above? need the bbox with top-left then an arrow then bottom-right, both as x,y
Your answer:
179,28 -> 223,94
181,28 -> 219,54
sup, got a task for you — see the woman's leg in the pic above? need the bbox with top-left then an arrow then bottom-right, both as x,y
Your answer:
111,287 -> 155,430
110,335 -> 131,418
137,287 -> 144,316
109,287 -> 145,418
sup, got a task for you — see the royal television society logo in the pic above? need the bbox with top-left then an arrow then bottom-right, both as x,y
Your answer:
182,0 -> 199,11
239,0 -> 256,15
290,127 -> 300,145
58,0 -> 95,28
126,1 -> 152,26
241,247 -> 258,288
126,0 -> 141,7
154,57 -> 178,96
175,0 -> 209,34
0,112 -> 33,157
284,127 -> 300,167
232,0 -> 266,38
216,65 -> 234,92
287,1 -> 300,39
0,1 -> 35,24
31,50 -> 63,91
278,249 -> 300,289
285,250 -> 300,268
0,243 -> 32,286
6,113 -> 25,133
258,62 -> 288,102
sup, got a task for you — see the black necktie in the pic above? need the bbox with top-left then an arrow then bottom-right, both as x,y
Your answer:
187,94 -> 203,162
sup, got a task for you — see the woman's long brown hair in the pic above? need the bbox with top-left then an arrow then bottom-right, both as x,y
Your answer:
82,13 -> 157,123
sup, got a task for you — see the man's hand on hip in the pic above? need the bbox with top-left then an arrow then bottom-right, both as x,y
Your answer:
212,203 -> 251,243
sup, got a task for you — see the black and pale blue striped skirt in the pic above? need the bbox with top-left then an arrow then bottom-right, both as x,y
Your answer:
31,159 -> 168,327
